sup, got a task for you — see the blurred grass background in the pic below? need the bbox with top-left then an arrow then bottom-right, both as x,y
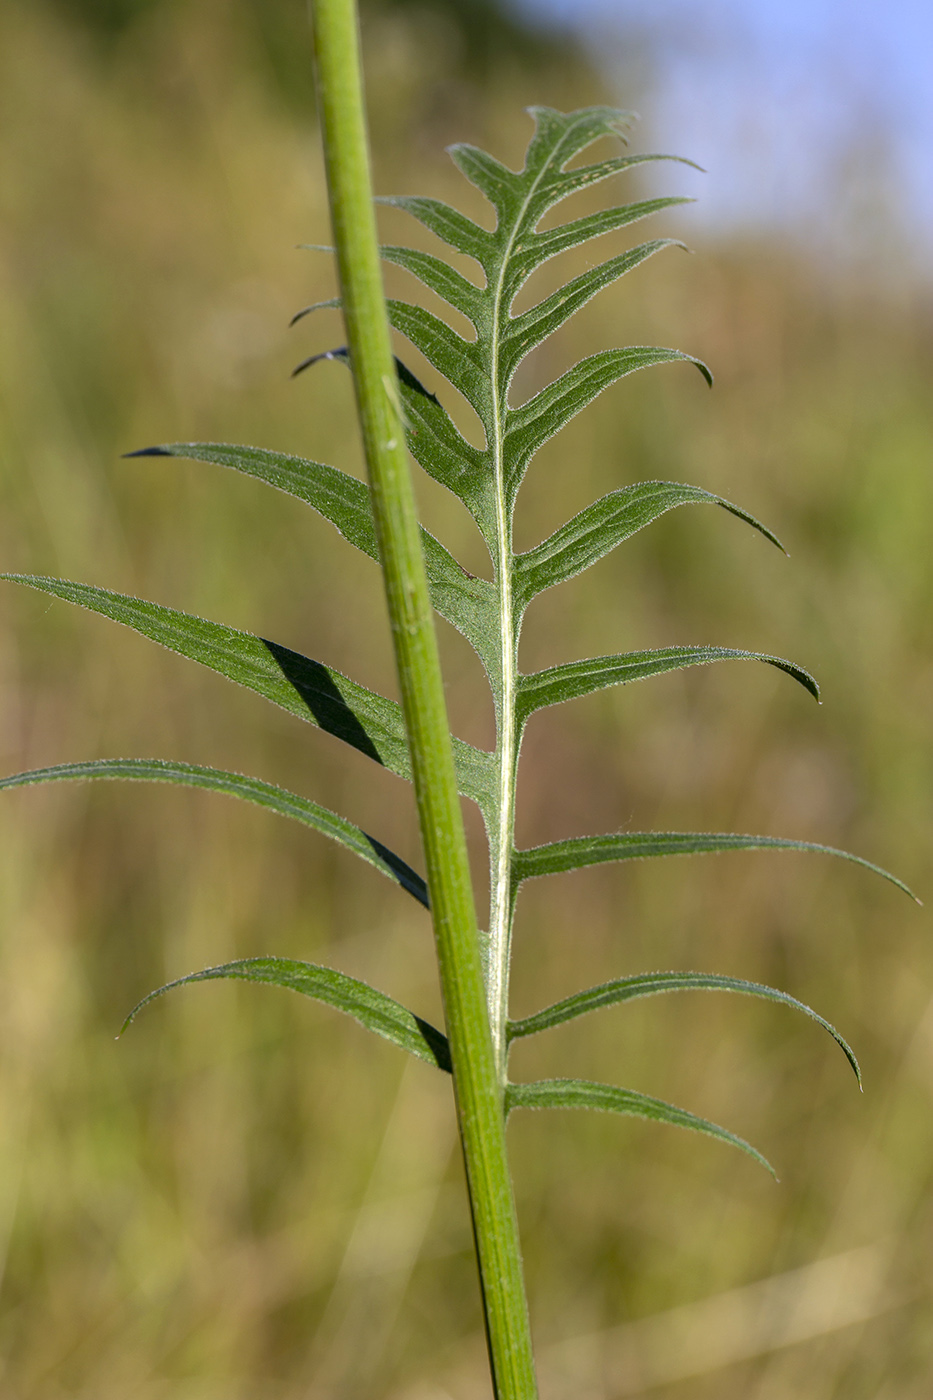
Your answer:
0,0 -> 931,1396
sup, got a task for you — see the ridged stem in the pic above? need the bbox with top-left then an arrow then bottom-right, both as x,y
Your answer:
308,3 -> 538,1397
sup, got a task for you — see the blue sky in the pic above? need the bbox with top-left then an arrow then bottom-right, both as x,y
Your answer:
518,0 -> 933,263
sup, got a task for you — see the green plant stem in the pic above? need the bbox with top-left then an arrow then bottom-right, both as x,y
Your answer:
308,2 -> 538,1396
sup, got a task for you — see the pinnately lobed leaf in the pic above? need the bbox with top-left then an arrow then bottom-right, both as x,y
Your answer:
2,107 -> 913,1172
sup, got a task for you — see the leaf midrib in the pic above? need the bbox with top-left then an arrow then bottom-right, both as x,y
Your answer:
485,135 -> 574,1073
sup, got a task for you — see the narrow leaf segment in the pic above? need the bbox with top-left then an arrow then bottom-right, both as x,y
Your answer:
508,970 -> 861,1085
0,572 -> 495,818
513,479 -> 785,611
0,757 -> 428,906
512,830 -> 916,901
127,443 -> 501,683
123,957 -> 451,1071
506,1078 -> 776,1176
517,646 -> 819,726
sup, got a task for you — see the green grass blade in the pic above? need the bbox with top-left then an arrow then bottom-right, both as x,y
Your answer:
517,646 -> 819,724
123,957 -> 451,1071
514,481 -> 785,610
508,971 -> 860,1084
125,443 -> 499,681
506,1078 -> 775,1176
504,347 -> 712,498
0,757 -> 428,906
512,830 -> 917,900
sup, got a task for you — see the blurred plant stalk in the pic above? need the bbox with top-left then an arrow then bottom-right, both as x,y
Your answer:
308,1 -> 538,1396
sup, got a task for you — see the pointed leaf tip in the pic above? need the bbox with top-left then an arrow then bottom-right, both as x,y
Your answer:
289,347 -> 439,405
292,346 -> 350,378
123,447 -> 172,458
289,297 -> 341,327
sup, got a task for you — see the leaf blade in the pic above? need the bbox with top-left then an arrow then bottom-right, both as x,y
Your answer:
397,376 -> 496,540
508,971 -> 860,1084
520,196 -> 693,272
2,571 -> 410,764
506,1078 -> 775,1176
376,194 -> 494,268
380,244 -> 483,323
127,441 -> 381,556
449,142 -> 520,214
123,957 -> 451,1071
502,240 -> 683,383
0,573 -> 496,813
0,757 -> 429,906
542,152 -> 703,212
387,299 -> 490,419
512,830 -> 917,900
520,106 -> 638,213
517,645 -> 819,724
514,480 -> 784,611
504,347 -> 712,498
127,443 -> 500,682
